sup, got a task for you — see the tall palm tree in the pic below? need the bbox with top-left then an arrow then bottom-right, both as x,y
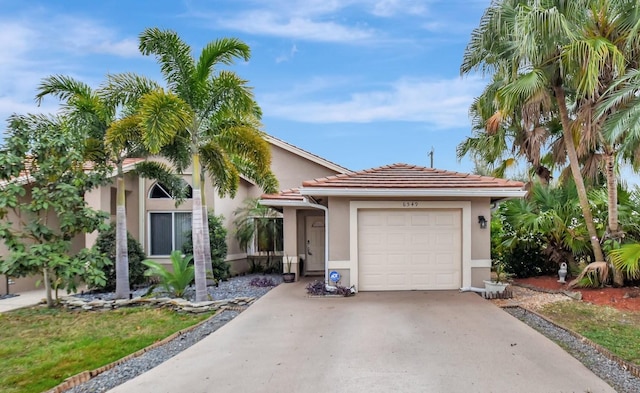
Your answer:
36,74 -> 188,299
136,28 -> 277,302
463,1 -> 640,275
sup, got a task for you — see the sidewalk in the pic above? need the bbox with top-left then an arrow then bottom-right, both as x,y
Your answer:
0,289 -> 55,313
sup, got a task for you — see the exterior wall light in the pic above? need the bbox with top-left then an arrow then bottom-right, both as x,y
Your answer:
478,215 -> 487,229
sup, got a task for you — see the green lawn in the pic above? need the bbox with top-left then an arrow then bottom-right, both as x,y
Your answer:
538,301 -> 640,366
0,306 -> 213,393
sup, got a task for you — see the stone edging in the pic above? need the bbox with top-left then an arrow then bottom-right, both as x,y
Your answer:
46,297 -> 255,393
503,305 -> 640,379
59,295 -> 256,313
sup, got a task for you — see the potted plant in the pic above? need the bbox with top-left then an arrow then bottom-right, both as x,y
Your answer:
484,261 -> 509,295
282,255 -> 296,283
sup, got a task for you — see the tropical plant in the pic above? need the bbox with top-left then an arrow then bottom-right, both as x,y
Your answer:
93,223 -> 147,291
35,74 -> 188,299
133,28 -> 278,302
500,182 -> 592,273
234,198 -> 283,269
182,212 -> 230,281
143,250 -> 195,298
609,244 -> 640,281
463,0 -> 640,280
0,114 -> 111,307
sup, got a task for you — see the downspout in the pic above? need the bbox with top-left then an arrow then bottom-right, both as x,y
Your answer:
260,197 -> 329,285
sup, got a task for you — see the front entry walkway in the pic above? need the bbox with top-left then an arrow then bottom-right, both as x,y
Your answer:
109,281 -> 614,393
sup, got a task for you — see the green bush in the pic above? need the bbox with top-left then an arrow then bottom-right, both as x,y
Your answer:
94,223 -> 147,291
182,212 -> 230,281
143,251 -> 194,298
491,211 -> 556,278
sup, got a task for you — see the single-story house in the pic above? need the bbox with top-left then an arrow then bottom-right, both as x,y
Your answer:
261,163 -> 526,291
1,135 -> 349,293
1,135 -> 525,294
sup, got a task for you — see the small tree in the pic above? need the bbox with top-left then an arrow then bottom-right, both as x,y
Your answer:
182,212 -> 230,281
0,114 -> 111,307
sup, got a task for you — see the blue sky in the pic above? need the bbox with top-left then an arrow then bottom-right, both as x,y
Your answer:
0,0 -> 491,173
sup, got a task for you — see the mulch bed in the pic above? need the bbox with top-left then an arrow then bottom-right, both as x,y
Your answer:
515,275 -> 640,312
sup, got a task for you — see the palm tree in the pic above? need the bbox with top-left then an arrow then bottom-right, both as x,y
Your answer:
136,28 -> 277,302
463,1 -> 640,275
36,75 -> 188,299
233,198 -> 282,270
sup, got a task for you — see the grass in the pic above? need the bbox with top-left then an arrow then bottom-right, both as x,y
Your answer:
0,306 -> 213,393
538,301 -> 640,366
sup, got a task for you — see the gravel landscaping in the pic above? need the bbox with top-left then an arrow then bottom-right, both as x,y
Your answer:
61,274 -> 282,393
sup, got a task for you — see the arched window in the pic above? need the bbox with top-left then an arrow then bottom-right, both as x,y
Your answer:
148,182 -> 193,199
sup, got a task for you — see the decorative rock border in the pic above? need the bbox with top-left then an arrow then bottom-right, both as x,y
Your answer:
60,295 -> 256,313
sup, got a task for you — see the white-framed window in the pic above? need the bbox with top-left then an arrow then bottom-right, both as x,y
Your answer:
149,182 -> 193,199
149,211 -> 192,256
248,217 -> 284,255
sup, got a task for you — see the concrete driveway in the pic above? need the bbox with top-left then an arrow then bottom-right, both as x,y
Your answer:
109,280 -> 614,393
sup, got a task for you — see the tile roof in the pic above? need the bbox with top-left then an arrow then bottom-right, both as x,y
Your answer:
0,157 -> 146,188
301,163 -> 525,189
260,188 -> 304,201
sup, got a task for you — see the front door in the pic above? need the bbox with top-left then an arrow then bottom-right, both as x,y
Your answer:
305,216 -> 325,272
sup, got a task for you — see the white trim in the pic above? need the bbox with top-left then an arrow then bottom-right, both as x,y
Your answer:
301,187 -> 526,198
139,178 -> 146,251
470,259 -> 492,268
265,135 -> 351,174
349,200 -> 472,290
226,253 -> 247,261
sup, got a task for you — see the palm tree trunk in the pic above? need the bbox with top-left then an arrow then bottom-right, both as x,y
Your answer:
200,179 -> 214,285
553,85 -> 605,262
604,151 -> 624,286
114,170 -> 130,299
191,151 -> 208,302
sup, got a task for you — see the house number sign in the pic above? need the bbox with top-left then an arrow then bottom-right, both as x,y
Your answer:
402,201 -> 420,207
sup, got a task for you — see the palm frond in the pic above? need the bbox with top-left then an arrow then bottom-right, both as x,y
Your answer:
139,27 -> 196,103
195,37 -> 251,83
137,90 -> 192,154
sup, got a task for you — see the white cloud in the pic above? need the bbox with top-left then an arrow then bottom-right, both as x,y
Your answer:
260,76 -> 485,129
275,44 -> 299,63
371,0 -> 427,17
0,12 -> 139,133
214,10 -> 375,42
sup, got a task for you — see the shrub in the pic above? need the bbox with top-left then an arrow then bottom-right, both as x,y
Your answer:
143,251 -> 194,298
491,212 -> 556,278
94,223 -> 147,291
182,212 -> 230,281
249,276 -> 277,287
305,280 -> 353,297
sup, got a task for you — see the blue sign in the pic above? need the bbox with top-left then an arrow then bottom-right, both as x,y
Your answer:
329,271 -> 341,283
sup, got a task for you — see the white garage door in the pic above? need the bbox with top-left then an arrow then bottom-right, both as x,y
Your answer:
358,209 -> 461,291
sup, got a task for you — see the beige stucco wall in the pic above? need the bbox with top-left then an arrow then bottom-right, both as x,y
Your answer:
269,144 -> 343,190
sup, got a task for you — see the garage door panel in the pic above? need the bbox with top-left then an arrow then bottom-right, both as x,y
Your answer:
358,209 -> 461,291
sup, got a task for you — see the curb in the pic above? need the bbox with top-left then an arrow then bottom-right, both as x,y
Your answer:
503,305 -> 640,379
46,308 -> 237,393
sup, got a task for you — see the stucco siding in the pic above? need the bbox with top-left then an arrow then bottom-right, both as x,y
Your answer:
270,144 -> 342,190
